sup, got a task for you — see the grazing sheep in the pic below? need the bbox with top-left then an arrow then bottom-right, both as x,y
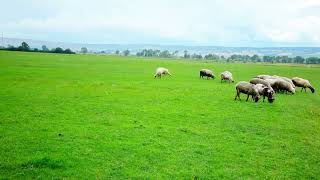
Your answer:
273,75 -> 295,88
272,79 -> 295,94
200,69 -> 215,79
254,84 -> 275,103
264,78 -> 279,87
256,75 -> 273,80
292,77 -> 315,93
221,71 -> 234,83
234,81 -> 260,102
154,67 -> 171,78
250,78 -> 272,88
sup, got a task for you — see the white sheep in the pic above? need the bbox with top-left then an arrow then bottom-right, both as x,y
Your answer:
154,67 -> 171,78
221,71 -> 234,83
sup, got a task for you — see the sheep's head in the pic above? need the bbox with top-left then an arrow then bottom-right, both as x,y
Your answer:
209,74 -> 215,80
290,87 -> 296,94
310,87 -> 315,93
264,87 -> 275,103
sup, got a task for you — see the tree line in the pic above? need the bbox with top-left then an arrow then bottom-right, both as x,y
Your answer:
1,43 -> 319,64
0,42 -> 75,54
130,49 -> 320,64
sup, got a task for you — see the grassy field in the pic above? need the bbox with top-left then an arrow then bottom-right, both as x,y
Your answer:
0,50 -> 320,179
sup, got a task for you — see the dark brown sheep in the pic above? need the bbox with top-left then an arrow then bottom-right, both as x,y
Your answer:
200,69 -> 215,79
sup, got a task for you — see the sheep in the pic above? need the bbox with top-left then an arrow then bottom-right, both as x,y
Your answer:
221,71 -> 234,83
250,78 -> 272,88
256,75 -> 273,80
154,67 -> 171,78
234,81 -> 260,102
272,79 -> 295,94
264,78 -> 279,87
200,69 -> 215,79
292,77 -> 315,93
273,75 -> 295,88
254,84 -> 275,103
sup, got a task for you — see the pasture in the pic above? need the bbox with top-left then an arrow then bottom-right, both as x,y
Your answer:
0,51 -> 319,178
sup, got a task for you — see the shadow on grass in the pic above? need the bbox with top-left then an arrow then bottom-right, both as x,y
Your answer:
21,157 -> 64,170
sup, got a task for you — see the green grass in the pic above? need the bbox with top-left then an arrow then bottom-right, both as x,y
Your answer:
0,50 -> 320,179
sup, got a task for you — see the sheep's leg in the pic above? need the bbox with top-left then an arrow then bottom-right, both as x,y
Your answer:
263,96 -> 265,102
305,88 -> 307,92
301,88 -> 303,92
246,94 -> 250,101
235,91 -> 241,101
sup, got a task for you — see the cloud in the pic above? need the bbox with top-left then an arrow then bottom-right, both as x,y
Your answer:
1,0 -> 320,46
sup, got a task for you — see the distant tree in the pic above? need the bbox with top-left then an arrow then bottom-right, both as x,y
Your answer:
306,57 -> 320,64
136,52 -> 143,56
293,56 -> 305,64
159,50 -> 171,58
115,50 -> 120,55
18,42 -> 30,51
123,49 -> 130,56
191,53 -> 202,59
154,49 -> 161,56
183,50 -> 190,59
251,54 -> 260,62
80,47 -> 88,54
53,47 -> 64,53
64,48 -> 74,54
42,45 -> 49,52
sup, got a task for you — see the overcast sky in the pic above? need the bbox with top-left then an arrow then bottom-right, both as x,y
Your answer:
1,0 -> 320,46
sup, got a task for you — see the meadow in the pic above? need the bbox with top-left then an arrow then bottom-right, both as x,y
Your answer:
0,50 -> 319,178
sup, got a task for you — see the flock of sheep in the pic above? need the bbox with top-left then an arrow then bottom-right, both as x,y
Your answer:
154,67 -> 315,103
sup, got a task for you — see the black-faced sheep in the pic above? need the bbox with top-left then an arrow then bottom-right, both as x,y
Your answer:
154,67 -> 171,78
254,84 -> 275,103
200,69 -> 215,79
221,71 -> 234,83
234,81 -> 260,102
292,77 -> 315,93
